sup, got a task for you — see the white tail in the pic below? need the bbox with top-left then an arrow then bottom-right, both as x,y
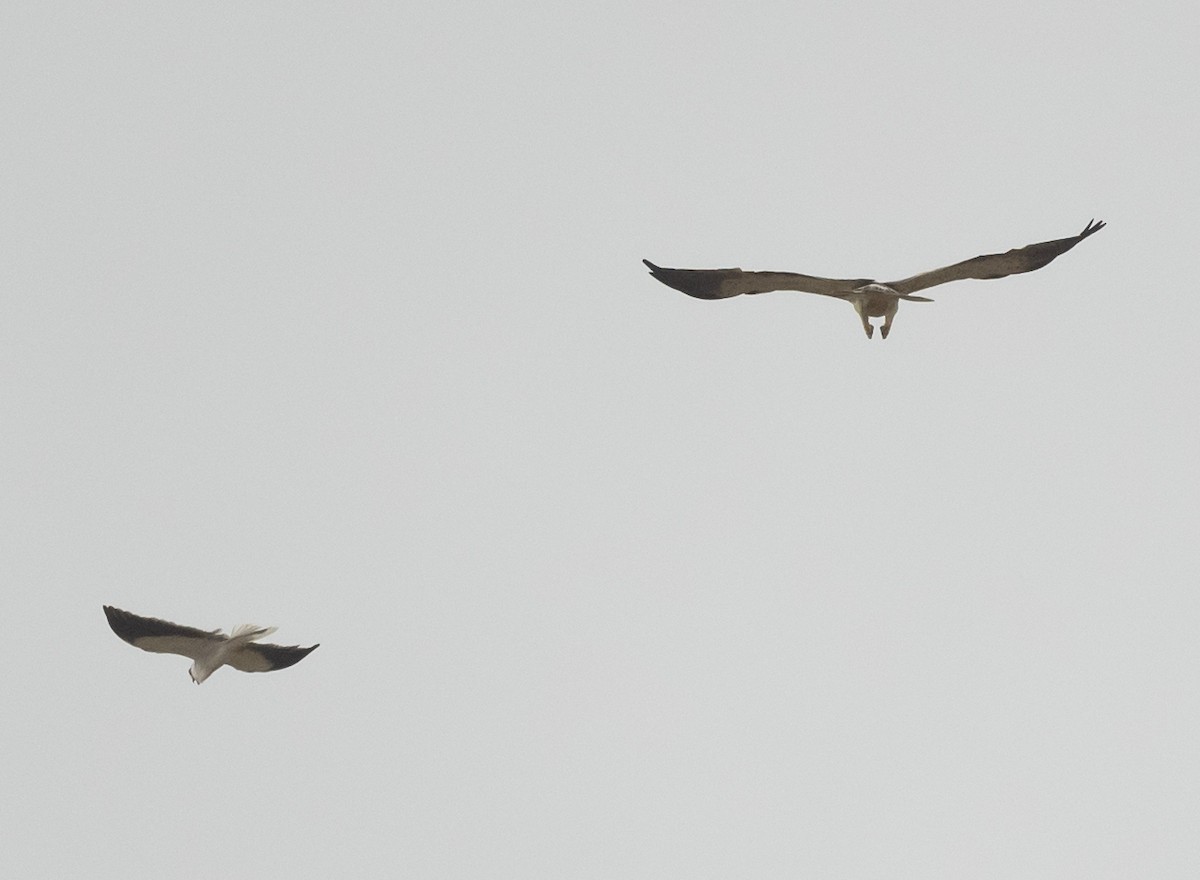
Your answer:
230,623 -> 277,642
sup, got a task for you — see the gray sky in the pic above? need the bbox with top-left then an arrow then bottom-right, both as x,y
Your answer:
3,1 -> 1198,877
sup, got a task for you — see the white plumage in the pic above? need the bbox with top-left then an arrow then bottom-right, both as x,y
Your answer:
103,605 -> 319,684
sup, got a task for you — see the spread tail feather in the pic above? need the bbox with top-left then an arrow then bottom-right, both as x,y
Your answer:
230,623 -> 277,642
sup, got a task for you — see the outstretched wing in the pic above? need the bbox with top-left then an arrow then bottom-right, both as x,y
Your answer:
103,605 -> 223,660
226,641 -> 319,673
886,219 -> 1105,295
643,259 -> 866,300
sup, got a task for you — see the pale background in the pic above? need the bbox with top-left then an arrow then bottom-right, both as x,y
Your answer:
3,1 -> 1198,877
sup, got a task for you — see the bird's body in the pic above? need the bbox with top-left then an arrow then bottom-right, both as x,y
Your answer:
644,219 -> 1105,338
103,605 -> 318,684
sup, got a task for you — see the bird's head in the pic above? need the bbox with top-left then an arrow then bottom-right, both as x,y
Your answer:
188,663 -> 212,685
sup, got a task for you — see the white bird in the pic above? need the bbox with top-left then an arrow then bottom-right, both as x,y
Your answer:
644,219 -> 1105,338
103,605 -> 318,685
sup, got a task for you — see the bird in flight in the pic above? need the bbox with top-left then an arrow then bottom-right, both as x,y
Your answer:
644,219 -> 1105,338
103,605 -> 318,684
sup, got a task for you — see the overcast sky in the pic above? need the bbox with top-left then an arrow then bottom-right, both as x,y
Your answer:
3,1 -> 1198,877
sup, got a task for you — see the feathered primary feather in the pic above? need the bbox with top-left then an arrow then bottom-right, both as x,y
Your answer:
103,605 -> 318,685
644,219 -> 1105,338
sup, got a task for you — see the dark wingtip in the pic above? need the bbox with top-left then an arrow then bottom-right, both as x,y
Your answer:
1081,218 -> 1106,237
102,605 -> 138,645
265,642 -> 320,670
642,259 -> 660,271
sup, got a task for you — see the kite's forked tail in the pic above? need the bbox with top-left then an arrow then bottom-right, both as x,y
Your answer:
230,623 -> 278,642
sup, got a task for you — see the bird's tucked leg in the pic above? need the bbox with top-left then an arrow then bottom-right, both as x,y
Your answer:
879,299 -> 898,339
852,303 -> 874,338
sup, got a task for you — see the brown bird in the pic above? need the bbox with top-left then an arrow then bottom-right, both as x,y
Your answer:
644,219 -> 1105,339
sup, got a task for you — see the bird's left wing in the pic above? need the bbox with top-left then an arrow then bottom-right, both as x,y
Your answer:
226,641 -> 319,673
103,605 -> 223,660
644,260 -> 866,300
885,219 -> 1105,295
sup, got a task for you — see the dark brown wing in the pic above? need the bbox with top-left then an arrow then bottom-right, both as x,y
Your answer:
103,605 -> 223,658
226,642 -> 319,673
885,219 -> 1105,295
643,259 -> 866,300
103,605 -> 221,645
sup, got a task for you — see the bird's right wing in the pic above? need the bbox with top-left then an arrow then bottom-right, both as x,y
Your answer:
103,605 -> 222,660
643,260 -> 866,300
